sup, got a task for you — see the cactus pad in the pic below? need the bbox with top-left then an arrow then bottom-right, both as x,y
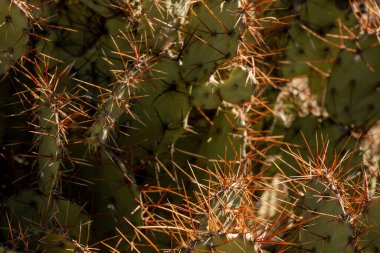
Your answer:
0,0 -> 29,76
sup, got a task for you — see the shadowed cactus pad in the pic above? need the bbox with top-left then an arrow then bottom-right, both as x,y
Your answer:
36,233 -> 77,253
181,0 -> 245,84
1,190 -> 90,245
0,0 -> 29,76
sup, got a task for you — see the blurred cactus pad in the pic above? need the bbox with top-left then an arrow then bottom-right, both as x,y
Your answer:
2,0 -> 380,252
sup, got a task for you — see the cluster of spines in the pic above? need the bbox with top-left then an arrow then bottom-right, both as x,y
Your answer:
0,0 -> 262,252
2,0 -> 380,253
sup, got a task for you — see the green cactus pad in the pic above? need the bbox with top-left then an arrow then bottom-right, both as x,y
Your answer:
298,0 -> 355,33
46,1 -> 103,57
219,67 -> 256,104
2,190 -> 90,244
38,96 -> 62,195
54,199 -> 91,243
117,59 -> 189,153
186,234 -> 258,253
2,190 -> 47,226
148,59 -> 186,92
0,0 -> 29,76
154,90 -> 190,128
88,149 -> 141,242
180,0 -> 244,84
170,112 -> 210,166
282,25 -> 329,77
295,179 -> 355,253
172,132 -> 204,165
87,55 -> 183,151
273,115 -> 362,177
140,0 -> 176,52
190,80 -> 222,109
278,0 -> 357,99
325,36 -> 380,127
120,88 -> 190,156
155,127 -> 186,156
37,233 -> 76,253
196,107 -> 245,171
357,197 -> 380,252
281,23 -> 340,79
138,0 -> 192,53
81,0 -> 130,16
35,0 -> 125,84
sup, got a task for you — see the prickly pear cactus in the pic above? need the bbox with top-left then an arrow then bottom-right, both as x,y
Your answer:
292,178 -> 356,253
0,0 -> 29,76
180,0 -> 244,84
325,36 -> 380,128
357,197 -> 380,252
184,234 -> 260,253
3,0 -> 380,252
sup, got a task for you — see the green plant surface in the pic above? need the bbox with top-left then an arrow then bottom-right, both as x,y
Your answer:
0,0 -> 29,76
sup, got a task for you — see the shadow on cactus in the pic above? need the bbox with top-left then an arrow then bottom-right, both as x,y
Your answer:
0,56 -> 92,252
